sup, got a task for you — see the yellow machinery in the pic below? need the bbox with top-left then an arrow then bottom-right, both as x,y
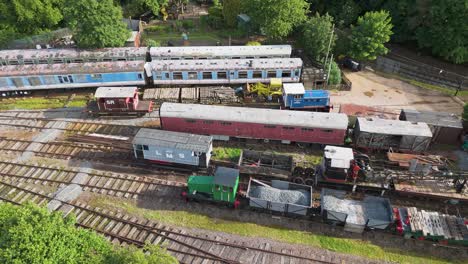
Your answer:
246,78 -> 283,101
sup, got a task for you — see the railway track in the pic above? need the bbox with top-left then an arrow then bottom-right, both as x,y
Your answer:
0,114 -> 144,136
0,160 -> 188,199
0,180 -> 335,264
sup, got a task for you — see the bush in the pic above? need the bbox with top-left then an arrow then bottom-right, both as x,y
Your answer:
325,61 -> 342,85
246,41 -> 261,46
145,25 -> 170,33
145,39 -> 161,47
463,103 -> 468,121
207,5 -> 224,29
182,20 -> 195,30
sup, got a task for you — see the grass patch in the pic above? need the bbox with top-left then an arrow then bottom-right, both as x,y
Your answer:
0,95 -> 88,110
212,147 -> 241,162
89,197 -> 458,264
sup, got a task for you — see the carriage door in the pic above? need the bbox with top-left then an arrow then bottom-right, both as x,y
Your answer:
229,71 -> 235,82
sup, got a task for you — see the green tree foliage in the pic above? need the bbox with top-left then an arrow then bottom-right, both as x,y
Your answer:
123,0 -> 168,17
246,41 -> 261,46
349,10 -> 393,61
300,13 -> 336,61
316,0 -> 361,27
222,0 -> 242,28
463,103 -> 468,121
206,4 -> 224,29
326,60 -> 342,85
63,0 -> 130,48
382,0 -> 415,42
0,203 -> 178,264
243,0 -> 308,39
416,0 -> 468,64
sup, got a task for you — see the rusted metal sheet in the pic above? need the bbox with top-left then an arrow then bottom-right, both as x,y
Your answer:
387,152 -> 446,168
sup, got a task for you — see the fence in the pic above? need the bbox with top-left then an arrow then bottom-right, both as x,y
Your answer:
375,55 -> 468,91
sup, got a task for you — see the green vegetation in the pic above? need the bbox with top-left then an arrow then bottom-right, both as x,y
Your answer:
463,103 -> 468,121
0,95 -> 89,110
245,41 -> 261,46
243,0 -> 308,39
63,0 -> 130,48
222,0 -> 242,28
212,147 -> 241,162
325,60 -> 341,85
90,197 -> 458,264
300,13 -> 336,62
0,203 -> 177,264
349,10 -> 393,61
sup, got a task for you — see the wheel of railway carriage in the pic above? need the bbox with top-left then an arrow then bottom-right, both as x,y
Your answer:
292,176 -> 305,185
293,167 -> 304,177
304,177 -> 315,186
304,167 -> 315,177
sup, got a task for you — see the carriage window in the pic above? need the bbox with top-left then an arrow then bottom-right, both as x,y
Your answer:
185,119 -> 196,123
264,125 -> 276,128
322,129 -> 333,133
293,95 -> 302,99
143,145 -> 149,150
28,77 -> 42,86
43,76 -> 56,84
24,60 -> 33,65
294,69 -> 300,77
58,76 -> 64,83
53,59 -> 63,63
203,120 -> 214,124
188,72 -> 198,80
238,71 -> 248,78
68,75 -> 74,83
301,128 -> 314,132
202,72 -> 212,79
253,71 -> 262,78
217,71 -> 227,79
63,76 -> 69,82
221,122 -> 232,125
283,126 -> 295,130
9,60 -> 19,65
282,71 -> 291,78
173,72 -> 183,80
0,78 -> 8,87
39,60 -> 48,64
73,59 -> 84,63
267,71 -> 276,78
137,73 -> 143,79
91,74 -> 102,79
232,57 -> 240,59
135,145 -> 143,150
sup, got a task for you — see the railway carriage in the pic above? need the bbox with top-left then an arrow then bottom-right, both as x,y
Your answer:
0,61 -> 146,92
146,58 -> 303,86
150,45 -> 292,60
0,47 -> 147,66
159,102 -> 348,145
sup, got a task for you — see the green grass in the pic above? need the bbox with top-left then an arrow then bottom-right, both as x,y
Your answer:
89,197 -> 459,264
212,147 -> 241,162
0,96 -> 88,110
144,31 -> 222,42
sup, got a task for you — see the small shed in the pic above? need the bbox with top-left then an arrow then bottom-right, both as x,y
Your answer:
321,188 -> 393,233
320,146 -> 354,182
95,87 -> 139,112
132,128 -> 213,168
399,109 -> 463,145
354,117 -> 433,152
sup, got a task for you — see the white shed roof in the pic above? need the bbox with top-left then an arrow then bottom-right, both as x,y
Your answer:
148,58 -> 302,71
94,87 -> 137,98
357,117 -> 433,137
133,128 -> 212,153
160,103 -> 348,130
150,45 -> 292,58
283,83 -> 305,94
324,146 -> 354,169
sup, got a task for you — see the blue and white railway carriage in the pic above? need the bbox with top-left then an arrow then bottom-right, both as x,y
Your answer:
150,45 -> 292,60
0,61 -> 146,92
132,128 -> 213,168
146,58 -> 302,85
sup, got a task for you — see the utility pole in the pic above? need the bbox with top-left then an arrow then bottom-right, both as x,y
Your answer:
326,54 -> 334,85
324,24 -> 335,68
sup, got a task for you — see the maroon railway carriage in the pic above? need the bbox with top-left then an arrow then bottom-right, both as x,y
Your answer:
86,86 -> 154,116
159,103 -> 348,145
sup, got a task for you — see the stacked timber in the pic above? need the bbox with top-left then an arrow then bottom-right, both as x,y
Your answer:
143,88 -> 180,103
180,87 -> 199,103
199,86 -> 237,104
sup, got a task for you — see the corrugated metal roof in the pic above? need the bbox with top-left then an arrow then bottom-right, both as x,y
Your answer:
357,117 -> 433,137
160,103 -> 349,130
132,128 -> 212,153
149,58 -> 302,71
0,47 -> 147,62
150,45 -> 291,58
401,109 -> 463,129
324,146 -> 354,169
0,61 -> 145,76
94,87 -> 137,98
283,83 -> 305,94
214,167 -> 239,187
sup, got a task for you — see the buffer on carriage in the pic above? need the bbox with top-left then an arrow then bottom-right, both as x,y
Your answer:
86,86 -> 154,117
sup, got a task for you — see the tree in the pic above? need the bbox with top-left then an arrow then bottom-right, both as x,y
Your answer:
123,0 -> 168,17
63,0 -> 130,48
0,203 -> 177,264
0,0 -> 63,35
348,10 -> 393,61
300,13 -> 336,61
243,0 -> 308,39
222,0 -> 242,28
416,0 -> 468,64
326,60 -> 341,85
324,0 -> 361,27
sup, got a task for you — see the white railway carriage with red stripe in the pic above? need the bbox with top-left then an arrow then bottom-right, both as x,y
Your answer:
159,103 -> 348,145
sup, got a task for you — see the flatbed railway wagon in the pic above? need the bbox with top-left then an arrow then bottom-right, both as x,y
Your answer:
86,86 -> 154,117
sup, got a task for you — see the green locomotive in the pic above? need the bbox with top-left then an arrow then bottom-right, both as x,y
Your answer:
183,167 -> 241,208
